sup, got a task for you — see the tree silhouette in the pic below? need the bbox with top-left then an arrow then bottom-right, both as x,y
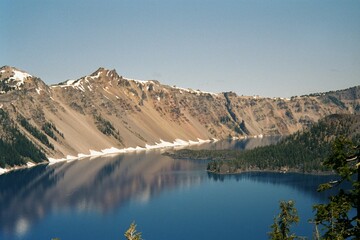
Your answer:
313,137 -> 360,239
124,222 -> 143,240
269,200 -> 300,240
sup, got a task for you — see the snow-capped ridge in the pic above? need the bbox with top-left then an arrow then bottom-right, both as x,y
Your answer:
53,67 -> 123,89
0,66 -> 32,81
0,66 -> 33,92
49,66 -> 218,97
90,67 -> 120,79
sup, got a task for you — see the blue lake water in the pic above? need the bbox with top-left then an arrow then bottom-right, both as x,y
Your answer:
0,137 -> 335,240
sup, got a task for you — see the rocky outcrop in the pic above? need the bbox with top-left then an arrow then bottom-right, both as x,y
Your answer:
0,65 -> 359,166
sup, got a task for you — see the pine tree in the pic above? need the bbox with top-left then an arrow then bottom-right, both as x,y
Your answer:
124,222 -> 142,240
313,137 -> 360,239
269,200 -> 300,240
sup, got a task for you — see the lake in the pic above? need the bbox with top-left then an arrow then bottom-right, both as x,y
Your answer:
0,137 -> 335,240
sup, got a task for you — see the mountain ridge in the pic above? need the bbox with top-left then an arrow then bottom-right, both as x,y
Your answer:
0,65 -> 359,170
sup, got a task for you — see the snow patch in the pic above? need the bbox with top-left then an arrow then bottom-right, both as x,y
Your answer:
48,157 -> 66,165
101,147 -> 122,154
173,86 -> 218,96
89,150 -> 103,156
1,69 -> 32,91
173,139 -> 190,146
89,71 -> 101,79
66,80 -> 76,85
124,77 -> 149,84
35,88 -> 42,95
26,162 -> 35,167
0,167 -> 8,175
197,138 -> 211,144
52,79 -> 77,88
66,155 -> 77,160
76,85 -> 85,92
12,70 -> 31,82
103,87 -> 115,96
46,138 -> 213,165
77,153 -> 89,158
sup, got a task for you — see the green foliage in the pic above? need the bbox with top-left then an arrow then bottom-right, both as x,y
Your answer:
313,137 -> 360,239
239,120 -> 250,135
0,78 -> 16,92
124,222 -> 142,240
0,109 -> 47,167
328,95 -> 346,109
198,114 -> 359,174
355,104 -> 360,112
219,115 -> 231,124
94,114 -> 123,144
18,115 -> 54,149
269,200 -> 300,240
42,122 -> 57,140
42,122 -> 64,140
95,114 -> 115,135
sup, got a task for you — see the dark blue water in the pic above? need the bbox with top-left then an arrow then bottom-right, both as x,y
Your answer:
0,138 -> 335,240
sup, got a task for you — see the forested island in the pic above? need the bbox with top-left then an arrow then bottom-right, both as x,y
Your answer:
165,114 -> 360,174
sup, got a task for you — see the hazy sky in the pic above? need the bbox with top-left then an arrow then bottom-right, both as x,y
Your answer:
1,0 -> 359,97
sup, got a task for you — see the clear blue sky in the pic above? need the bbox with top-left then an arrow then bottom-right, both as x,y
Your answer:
1,0 -> 359,97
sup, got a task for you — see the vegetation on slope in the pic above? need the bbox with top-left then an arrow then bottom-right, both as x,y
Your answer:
94,114 -> 123,144
167,114 -> 360,174
42,122 -> 64,141
0,109 -> 47,168
17,115 -> 54,150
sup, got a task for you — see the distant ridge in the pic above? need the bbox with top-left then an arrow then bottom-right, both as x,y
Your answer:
0,65 -> 359,170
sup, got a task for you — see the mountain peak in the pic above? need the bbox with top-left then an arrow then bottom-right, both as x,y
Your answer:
91,67 -> 107,76
53,67 -> 122,90
90,67 -> 120,79
0,66 -> 33,93
0,65 -> 32,78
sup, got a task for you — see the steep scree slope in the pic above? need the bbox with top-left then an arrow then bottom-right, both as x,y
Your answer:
0,65 -> 359,166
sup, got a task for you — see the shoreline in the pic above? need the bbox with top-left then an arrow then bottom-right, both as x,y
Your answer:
0,137 -> 216,176
206,169 -> 334,176
0,134 -> 270,176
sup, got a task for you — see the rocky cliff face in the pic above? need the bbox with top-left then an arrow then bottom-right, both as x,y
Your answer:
0,65 -> 359,166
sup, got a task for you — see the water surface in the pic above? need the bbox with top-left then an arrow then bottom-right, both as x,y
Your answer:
0,137 -> 334,240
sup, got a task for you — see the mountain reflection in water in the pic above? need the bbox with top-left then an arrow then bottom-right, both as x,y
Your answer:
0,150 -> 203,236
208,172 -> 337,200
